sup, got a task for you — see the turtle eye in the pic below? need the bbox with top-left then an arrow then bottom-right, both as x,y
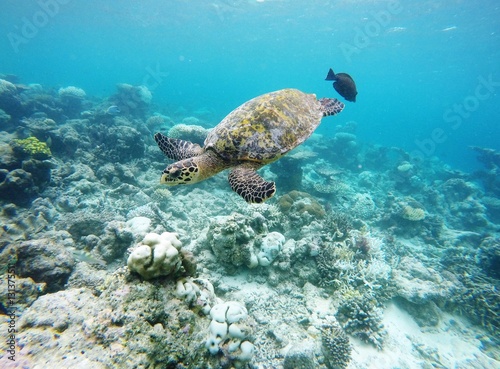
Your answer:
169,168 -> 181,178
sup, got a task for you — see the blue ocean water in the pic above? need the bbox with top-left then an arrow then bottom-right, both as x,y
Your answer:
1,0 -> 499,171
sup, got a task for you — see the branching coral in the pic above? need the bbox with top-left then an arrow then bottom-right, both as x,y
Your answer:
336,294 -> 386,350
325,212 -> 353,241
321,319 -> 351,369
453,275 -> 500,335
316,230 -> 390,295
316,240 -> 356,289
477,237 -> 500,279
11,136 -> 52,160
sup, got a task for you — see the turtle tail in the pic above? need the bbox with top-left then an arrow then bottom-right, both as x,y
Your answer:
318,98 -> 345,117
154,133 -> 204,160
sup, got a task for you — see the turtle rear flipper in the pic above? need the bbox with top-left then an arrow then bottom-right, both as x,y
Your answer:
318,98 -> 344,117
154,133 -> 204,160
228,164 -> 276,203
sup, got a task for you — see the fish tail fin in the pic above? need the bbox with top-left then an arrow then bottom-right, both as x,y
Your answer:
325,68 -> 336,81
318,98 -> 345,117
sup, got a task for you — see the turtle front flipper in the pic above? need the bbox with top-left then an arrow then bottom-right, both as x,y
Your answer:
154,133 -> 204,160
228,164 -> 276,203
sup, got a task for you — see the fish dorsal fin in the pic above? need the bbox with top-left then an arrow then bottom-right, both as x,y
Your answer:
325,68 -> 336,81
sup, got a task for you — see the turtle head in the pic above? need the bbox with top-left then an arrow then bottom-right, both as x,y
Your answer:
160,158 -> 202,185
160,151 -> 229,186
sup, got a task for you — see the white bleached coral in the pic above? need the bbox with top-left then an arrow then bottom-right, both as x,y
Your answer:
58,86 -> 86,99
175,277 -> 218,315
168,123 -> 210,145
127,232 -> 183,279
206,301 -> 255,364
0,79 -> 16,95
256,232 -> 285,267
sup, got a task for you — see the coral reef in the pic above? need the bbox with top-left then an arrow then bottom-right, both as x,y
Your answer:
12,238 -> 75,292
277,190 -> 326,237
325,212 -> 353,241
205,301 -> 255,366
321,319 -> 352,369
11,136 -> 52,160
454,275 -> 500,335
392,256 -> 458,305
256,231 -> 285,267
336,294 -> 386,350
477,236 -> 500,279
58,86 -> 86,99
109,83 -> 152,117
58,86 -> 87,117
175,277 -> 217,315
0,168 -> 37,204
316,230 -> 391,299
401,204 -> 426,221
10,272 -> 211,368
168,123 -> 210,145
206,213 -> 259,269
205,212 -> 286,271
0,77 -> 498,369
127,232 -> 184,280
283,341 -> 316,369
278,190 -> 325,218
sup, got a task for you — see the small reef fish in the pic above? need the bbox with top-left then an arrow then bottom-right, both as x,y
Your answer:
387,26 -> 407,33
71,249 -> 106,267
325,68 -> 358,102
106,105 -> 121,115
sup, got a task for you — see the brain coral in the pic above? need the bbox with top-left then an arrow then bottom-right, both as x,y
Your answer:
58,86 -> 86,99
401,205 -> 425,221
168,124 -> 209,145
278,190 -> 326,219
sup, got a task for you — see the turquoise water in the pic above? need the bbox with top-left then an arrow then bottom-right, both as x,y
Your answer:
1,0 -> 499,170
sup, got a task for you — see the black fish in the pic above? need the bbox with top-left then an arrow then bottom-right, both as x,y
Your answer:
325,68 -> 357,102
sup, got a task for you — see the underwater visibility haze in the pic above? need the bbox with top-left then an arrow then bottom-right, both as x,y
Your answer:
0,1 -> 499,368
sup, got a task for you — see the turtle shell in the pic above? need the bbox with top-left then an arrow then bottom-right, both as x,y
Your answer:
204,89 -> 323,163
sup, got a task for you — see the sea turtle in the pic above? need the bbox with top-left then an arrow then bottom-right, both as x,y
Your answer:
154,88 -> 344,203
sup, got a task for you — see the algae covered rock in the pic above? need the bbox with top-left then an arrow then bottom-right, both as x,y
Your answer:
206,213 -> 284,269
0,168 -> 36,204
15,238 -> 75,292
206,213 -> 259,268
256,231 -> 285,267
